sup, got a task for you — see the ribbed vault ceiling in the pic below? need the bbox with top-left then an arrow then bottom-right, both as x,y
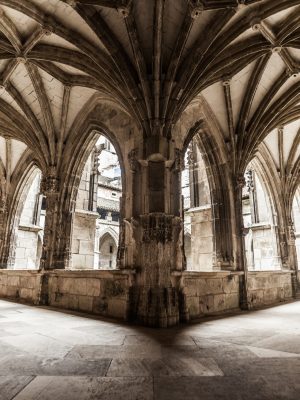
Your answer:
0,0 -> 299,181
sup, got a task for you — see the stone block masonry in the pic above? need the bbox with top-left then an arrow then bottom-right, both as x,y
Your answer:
0,269 -> 134,321
48,270 -> 132,319
182,271 -> 241,319
247,271 -> 293,308
0,269 -> 294,323
0,270 -> 43,304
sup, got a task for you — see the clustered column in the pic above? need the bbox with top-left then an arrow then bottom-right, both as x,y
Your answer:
124,136 -> 185,327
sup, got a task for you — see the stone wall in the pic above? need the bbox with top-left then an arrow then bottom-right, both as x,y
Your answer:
0,269 -> 133,321
247,271 -> 293,308
181,271 -> 241,319
47,270 -> 132,319
186,206 -> 213,271
0,269 -> 294,323
14,226 -> 42,269
0,270 -> 42,304
181,270 -> 293,320
245,224 -> 281,271
14,172 -> 42,269
76,154 -> 94,211
71,210 -> 98,269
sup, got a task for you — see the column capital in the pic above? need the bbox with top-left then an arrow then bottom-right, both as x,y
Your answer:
41,167 -> 60,195
128,148 -> 139,172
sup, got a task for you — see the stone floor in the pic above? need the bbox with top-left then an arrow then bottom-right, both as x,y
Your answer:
0,300 -> 300,400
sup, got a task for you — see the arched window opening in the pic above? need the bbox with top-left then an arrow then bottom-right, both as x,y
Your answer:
98,232 -> 118,269
14,169 -> 45,269
71,134 -> 122,270
0,135 -> 45,270
242,163 -> 281,271
181,136 -> 213,271
292,188 -> 300,270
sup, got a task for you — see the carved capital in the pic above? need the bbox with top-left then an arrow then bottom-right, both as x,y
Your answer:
41,167 -> 60,194
173,148 -> 184,172
128,148 -> 138,172
236,174 -> 246,189
140,213 -> 181,243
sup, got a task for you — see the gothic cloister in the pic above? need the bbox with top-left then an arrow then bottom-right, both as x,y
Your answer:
0,0 -> 299,399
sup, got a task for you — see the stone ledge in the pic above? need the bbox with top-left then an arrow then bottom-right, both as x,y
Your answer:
48,269 -> 136,279
180,270 -> 244,278
0,269 -> 41,276
248,270 -> 292,276
74,209 -> 99,219
18,224 -> 43,233
248,222 -> 271,231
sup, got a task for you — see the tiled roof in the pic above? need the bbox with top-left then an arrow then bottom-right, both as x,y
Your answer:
98,197 -> 120,212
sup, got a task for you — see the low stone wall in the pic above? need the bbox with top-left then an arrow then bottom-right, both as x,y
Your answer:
247,271 -> 293,308
181,271 -> 241,320
0,270 -> 42,304
0,269 -> 294,323
0,269 -> 133,320
47,270 -> 133,319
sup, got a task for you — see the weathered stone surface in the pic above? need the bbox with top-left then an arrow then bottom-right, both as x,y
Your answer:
2,300 -> 300,399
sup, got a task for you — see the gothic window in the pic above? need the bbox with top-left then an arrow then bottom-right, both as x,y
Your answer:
71,134 -> 122,270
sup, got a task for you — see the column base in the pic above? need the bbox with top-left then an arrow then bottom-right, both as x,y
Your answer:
238,274 -> 251,310
129,286 -> 181,327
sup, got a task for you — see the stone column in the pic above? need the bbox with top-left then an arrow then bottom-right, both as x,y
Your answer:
40,167 -> 75,270
0,175 -> 9,268
234,175 -> 250,309
128,136 -> 185,327
0,204 -> 8,269
88,146 -> 101,212
286,219 -> 299,296
40,167 -> 62,270
211,182 -> 235,271
287,219 -> 298,269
